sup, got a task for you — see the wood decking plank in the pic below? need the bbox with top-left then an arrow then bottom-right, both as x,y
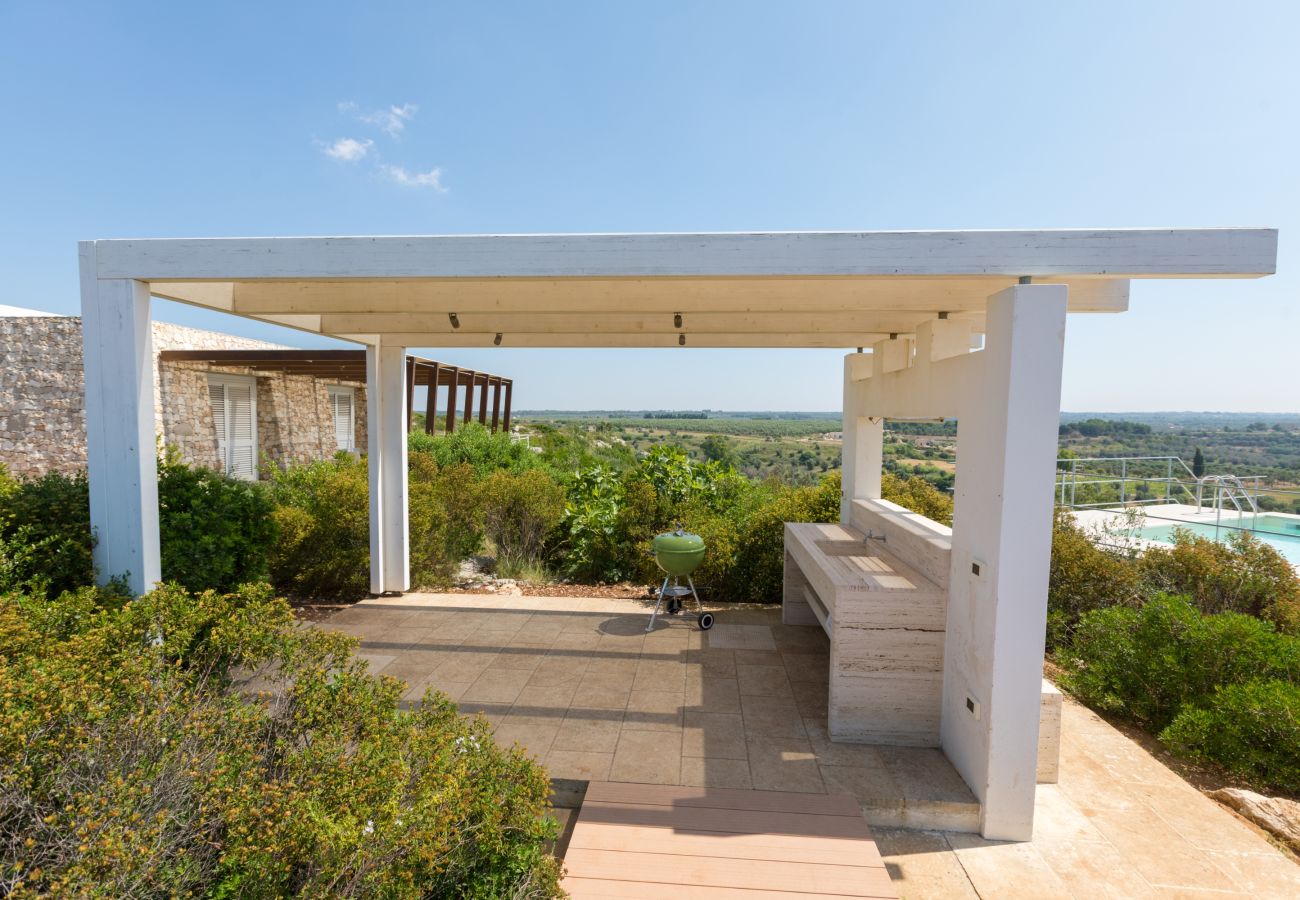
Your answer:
569,821 -> 887,867
563,783 -> 898,898
564,848 -> 897,896
563,878 -> 874,899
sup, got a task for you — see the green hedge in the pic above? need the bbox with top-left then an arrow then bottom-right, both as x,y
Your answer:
1059,594 -> 1300,792
0,583 -> 562,898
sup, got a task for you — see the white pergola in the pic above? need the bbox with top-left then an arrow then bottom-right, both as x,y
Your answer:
79,227 -> 1276,840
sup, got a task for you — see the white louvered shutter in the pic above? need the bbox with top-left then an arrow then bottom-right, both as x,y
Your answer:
226,381 -> 257,479
209,381 -> 228,470
208,377 -> 258,480
330,388 -> 355,452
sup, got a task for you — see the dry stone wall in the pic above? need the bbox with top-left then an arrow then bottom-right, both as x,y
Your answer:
0,316 -> 368,479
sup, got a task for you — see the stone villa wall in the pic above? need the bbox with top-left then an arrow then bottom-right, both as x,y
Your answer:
0,315 -> 367,479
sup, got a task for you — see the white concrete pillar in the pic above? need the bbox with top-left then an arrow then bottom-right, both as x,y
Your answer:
78,244 -> 161,594
840,352 -> 883,523
942,284 -> 1067,840
366,342 -> 410,594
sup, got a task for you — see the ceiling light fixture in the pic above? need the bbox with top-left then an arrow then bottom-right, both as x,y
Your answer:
493,333 -> 503,346
448,313 -> 460,329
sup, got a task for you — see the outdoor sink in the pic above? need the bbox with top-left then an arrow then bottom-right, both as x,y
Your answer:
815,539 -> 878,557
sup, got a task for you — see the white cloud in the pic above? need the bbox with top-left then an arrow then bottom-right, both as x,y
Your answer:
381,164 -> 447,191
338,101 -> 418,137
320,137 -> 373,162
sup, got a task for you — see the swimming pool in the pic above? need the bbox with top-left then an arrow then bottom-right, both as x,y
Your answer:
1137,514 -> 1300,565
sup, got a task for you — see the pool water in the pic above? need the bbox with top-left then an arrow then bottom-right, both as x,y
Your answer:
1137,514 -> 1300,565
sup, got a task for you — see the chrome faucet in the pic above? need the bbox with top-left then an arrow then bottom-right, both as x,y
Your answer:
865,529 -> 887,543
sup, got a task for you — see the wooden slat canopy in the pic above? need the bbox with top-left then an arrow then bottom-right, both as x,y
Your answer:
157,349 -> 513,434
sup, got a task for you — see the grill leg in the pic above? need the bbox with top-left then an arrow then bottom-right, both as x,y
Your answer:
646,575 -> 671,632
686,575 -> 703,613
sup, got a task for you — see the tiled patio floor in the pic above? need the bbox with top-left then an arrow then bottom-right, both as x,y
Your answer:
321,592 -> 979,831
321,591 -> 1300,898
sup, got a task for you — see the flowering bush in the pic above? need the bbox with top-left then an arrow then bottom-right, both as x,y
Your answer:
0,583 -> 562,898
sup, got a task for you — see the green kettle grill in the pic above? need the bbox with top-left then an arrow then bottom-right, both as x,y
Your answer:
647,525 -> 713,632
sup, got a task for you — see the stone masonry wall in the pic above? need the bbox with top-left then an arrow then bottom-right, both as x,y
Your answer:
0,316 -> 368,479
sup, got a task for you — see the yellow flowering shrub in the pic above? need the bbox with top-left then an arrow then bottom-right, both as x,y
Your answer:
0,583 -> 562,898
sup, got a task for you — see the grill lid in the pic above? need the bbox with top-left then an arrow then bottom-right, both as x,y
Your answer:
651,525 -> 705,554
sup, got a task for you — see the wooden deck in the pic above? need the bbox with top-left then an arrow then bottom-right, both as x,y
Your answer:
562,782 -> 898,898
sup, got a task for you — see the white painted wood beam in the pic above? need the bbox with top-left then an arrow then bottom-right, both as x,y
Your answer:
79,249 -> 161,594
320,311 -> 956,335
92,229 -> 1276,280
216,277 -> 1128,317
366,332 -> 894,348
366,342 -> 410,594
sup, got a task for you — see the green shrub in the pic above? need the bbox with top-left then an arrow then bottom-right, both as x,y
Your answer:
481,468 -> 565,574
1139,528 -> 1300,632
0,469 -> 93,595
880,471 -> 953,526
413,456 -> 484,571
726,472 -> 842,603
559,465 -> 629,582
267,455 -> 371,599
1060,594 -> 1300,731
1161,679 -> 1300,793
0,583 -> 562,898
408,422 -> 539,476
157,452 -> 277,592
1047,509 -> 1140,648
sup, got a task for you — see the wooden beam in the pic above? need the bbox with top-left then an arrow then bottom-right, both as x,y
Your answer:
444,366 -> 458,433
502,380 -> 513,432
98,229 -> 1277,280
225,277 -> 1131,316
476,374 -> 488,425
462,371 -> 474,425
373,332 -> 895,348
425,361 -> 439,435
490,378 -> 502,432
318,310 -> 966,335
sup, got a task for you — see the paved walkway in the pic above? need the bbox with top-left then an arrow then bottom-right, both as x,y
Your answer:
320,592 -> 1300,898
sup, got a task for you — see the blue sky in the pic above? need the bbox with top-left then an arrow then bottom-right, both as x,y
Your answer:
1,1 -> 1296,412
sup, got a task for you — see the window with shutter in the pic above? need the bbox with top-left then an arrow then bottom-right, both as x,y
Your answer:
328,387 -> 355,452
207,375 -> 259,480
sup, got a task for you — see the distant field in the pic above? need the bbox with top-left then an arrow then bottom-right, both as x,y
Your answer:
517,414 -> 841,438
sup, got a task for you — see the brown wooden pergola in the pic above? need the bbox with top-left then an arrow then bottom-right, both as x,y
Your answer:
158,349 -> 513,434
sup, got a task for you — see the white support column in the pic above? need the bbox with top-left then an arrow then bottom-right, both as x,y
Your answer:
366,342 -> 410,594
840,352 -> 883,523
942,284 -> 1067,840
79,244 -> 161,594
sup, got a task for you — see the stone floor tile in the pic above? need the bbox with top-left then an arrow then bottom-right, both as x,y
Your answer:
1032,837 -> 1158,899
873,827 -> 980,900
746,735 -> 825,793
685,672 -> 741,713
819,764 -> 903,811
1031,784 -> 1109,844
493,648 -> 550,670
802,718 -> 895,768
740,694 -> 807,738
610,729 -> 682,785
1082,805 -> 1240,892
733,648 -> 785,668
526,656 -> 590,688
354,652 -> 396,675
879,746 -> 977,805
682,711 -> 747,759
945,832 -> 1074,900
554,713 -> 624,753
1198,848 -> 1300,899
680,756 -> 753,789
545,749 -> 613,781
432,650 -> 498,683
623,690 -> 685,731
633,658 -> 686,692
460,667 -> 532,704
790,680 -> 829,717
781,651 -> 830,684
736,663 -> 794,700
492,722 -> 558,762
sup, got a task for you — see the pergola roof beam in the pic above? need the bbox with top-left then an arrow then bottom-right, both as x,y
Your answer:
97,228 -> 1276,280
